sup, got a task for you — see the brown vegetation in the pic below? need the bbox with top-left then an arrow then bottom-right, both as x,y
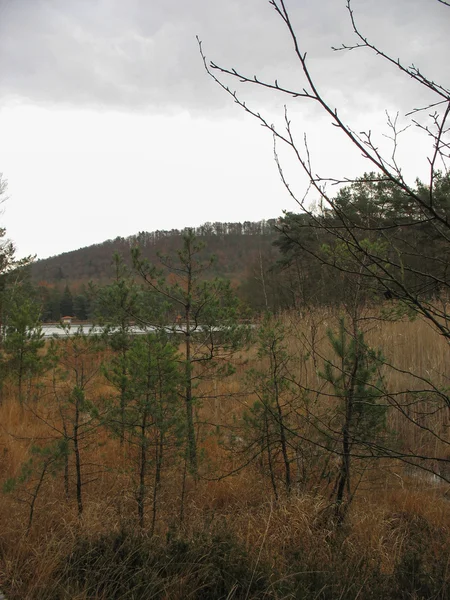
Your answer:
0,308 -> 449,599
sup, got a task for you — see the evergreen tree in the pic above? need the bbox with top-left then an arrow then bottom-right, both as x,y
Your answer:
97,254 -> 144,444
133,229 -> 247,475
60,285 -> 73,318
124,334 -> 182,529
73,289 -> 91,321
46,329 -> 105,517
0,272 -> 47,403
244,314 -> 296,497
319,319 -> 387,521
2,290 -> 45,402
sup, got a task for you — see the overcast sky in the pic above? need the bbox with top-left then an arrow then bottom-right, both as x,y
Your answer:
0,0 -> 448,258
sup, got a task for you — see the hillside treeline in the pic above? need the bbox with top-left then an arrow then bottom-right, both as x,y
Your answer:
31,219 -> 278,284
25,172 -> 450,321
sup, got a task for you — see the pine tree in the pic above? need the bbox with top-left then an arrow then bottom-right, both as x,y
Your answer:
125,334 -> 182,529
244,314 -> 296,497
60,285 -> 73,318
0,276 -> 46,403
133,229 -> 247,475
319,319 -> 387,521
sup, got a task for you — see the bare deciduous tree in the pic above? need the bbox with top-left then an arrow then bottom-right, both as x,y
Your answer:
199,0 -> 450,489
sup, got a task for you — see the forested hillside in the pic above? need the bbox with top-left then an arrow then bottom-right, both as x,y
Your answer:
30,219 -> 281,320
30,169 -> 450,322
31,220 -> 278,284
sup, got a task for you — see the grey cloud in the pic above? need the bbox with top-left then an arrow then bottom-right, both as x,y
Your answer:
0,0 -> 448,115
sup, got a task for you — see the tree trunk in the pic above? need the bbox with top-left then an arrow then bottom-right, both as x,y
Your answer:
137,409 -> 148,528
151,430 -> 164,536
272,350 -> 291,493
335,350 -> 359,523
73,390 -> 83,517
185,261 -> 197,475
265,411 -> 278,501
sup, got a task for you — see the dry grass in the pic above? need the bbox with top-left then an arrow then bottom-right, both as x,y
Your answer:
0,308 -> 449,598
